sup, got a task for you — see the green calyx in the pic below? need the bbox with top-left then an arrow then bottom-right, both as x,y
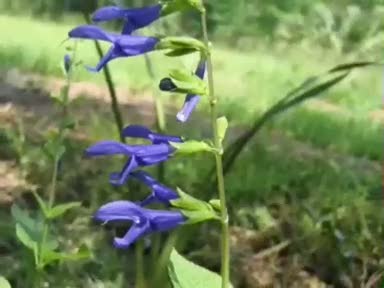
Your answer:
171,188 -> 220,224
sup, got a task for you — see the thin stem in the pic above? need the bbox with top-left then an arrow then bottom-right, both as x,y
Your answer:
143,54 -> 167,181
153,231 -> 178,286
135,240 -> 146,288
201,11 -> 230,288
82,13 -> 125,142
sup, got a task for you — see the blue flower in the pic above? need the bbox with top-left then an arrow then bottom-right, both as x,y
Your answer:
85,141 -> 175,185
92,4 -> 162,35
94,200 -> 185,249
177,59 -> 206,122
85,125 -> 183,186
159,60 -> 206,122
122,124 -> 182,144
131,170 -> 178,206
68,25 -> 159,72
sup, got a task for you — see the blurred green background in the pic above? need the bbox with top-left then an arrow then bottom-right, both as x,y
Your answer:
0,0 -> 383,287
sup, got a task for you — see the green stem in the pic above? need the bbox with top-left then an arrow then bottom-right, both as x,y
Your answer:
82,13 -> 125,142
201,11 -> 230,288
153,231 -> 178,286
135,240 -> 146,288
143,54 -> 167,181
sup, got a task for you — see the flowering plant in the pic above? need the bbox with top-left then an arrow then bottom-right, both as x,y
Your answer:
68,0 -> 232,287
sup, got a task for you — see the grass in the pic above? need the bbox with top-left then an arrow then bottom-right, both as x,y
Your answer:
0,13 -> 381,161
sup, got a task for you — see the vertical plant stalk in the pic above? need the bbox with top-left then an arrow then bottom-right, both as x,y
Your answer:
82,13 -> 125,142
143,54 -> 167,181
135,240 -> 146,288
201,10 -> 230,288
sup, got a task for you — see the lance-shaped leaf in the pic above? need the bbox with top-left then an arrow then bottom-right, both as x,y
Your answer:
213,61 -> 380,180
47,202 -> 82,219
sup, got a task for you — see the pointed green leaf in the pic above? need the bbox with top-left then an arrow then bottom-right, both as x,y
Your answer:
168,249 -> 233,288
41,244 -> 91,266
15,223 -> 37,250
171,140 -> 215,155
0,276 -> 11,288
11,205 -> 58,251
33,192 -> 49,218
47,202 -> 81,219
217,117 -> 228,144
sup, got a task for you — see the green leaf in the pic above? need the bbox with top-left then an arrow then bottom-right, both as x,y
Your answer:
0,276 -> 11,288
43,134 -> 66,161
15,223 -> 37,251
47,202 -> 81,219
220,60 -> 378,177
217,117 -> 228,145
171,140 -> 215,155
41,244 -> 91,266
11,205 -> 58,251
168,249 -> 232,288
33,192 -> 49,218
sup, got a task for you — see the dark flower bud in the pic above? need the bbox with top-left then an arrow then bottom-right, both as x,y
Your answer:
159,77 -> 177,92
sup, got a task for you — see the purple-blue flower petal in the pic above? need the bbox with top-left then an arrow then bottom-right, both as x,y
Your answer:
176,95 -> 201,122
85,141 -> 138,157
92,5 -> 161,35
86,46 -> 120,72
134,143 -> 174,158
64,54 -> 71,73
131,171 -> 179,206
146,210 -> 186,231
68,25 -> 118,43
122,125 -> 182,144
114,220 -> 151,249
176,60 -> 206,122
109,156 -> 139,186
116,36 -> 159,55
195,59 -> 206,79
92,6 -> 127,23
94,200 -> 144,223
121,125 -> 152,140
94,200 -> 185,249
137,154 -> 171,166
